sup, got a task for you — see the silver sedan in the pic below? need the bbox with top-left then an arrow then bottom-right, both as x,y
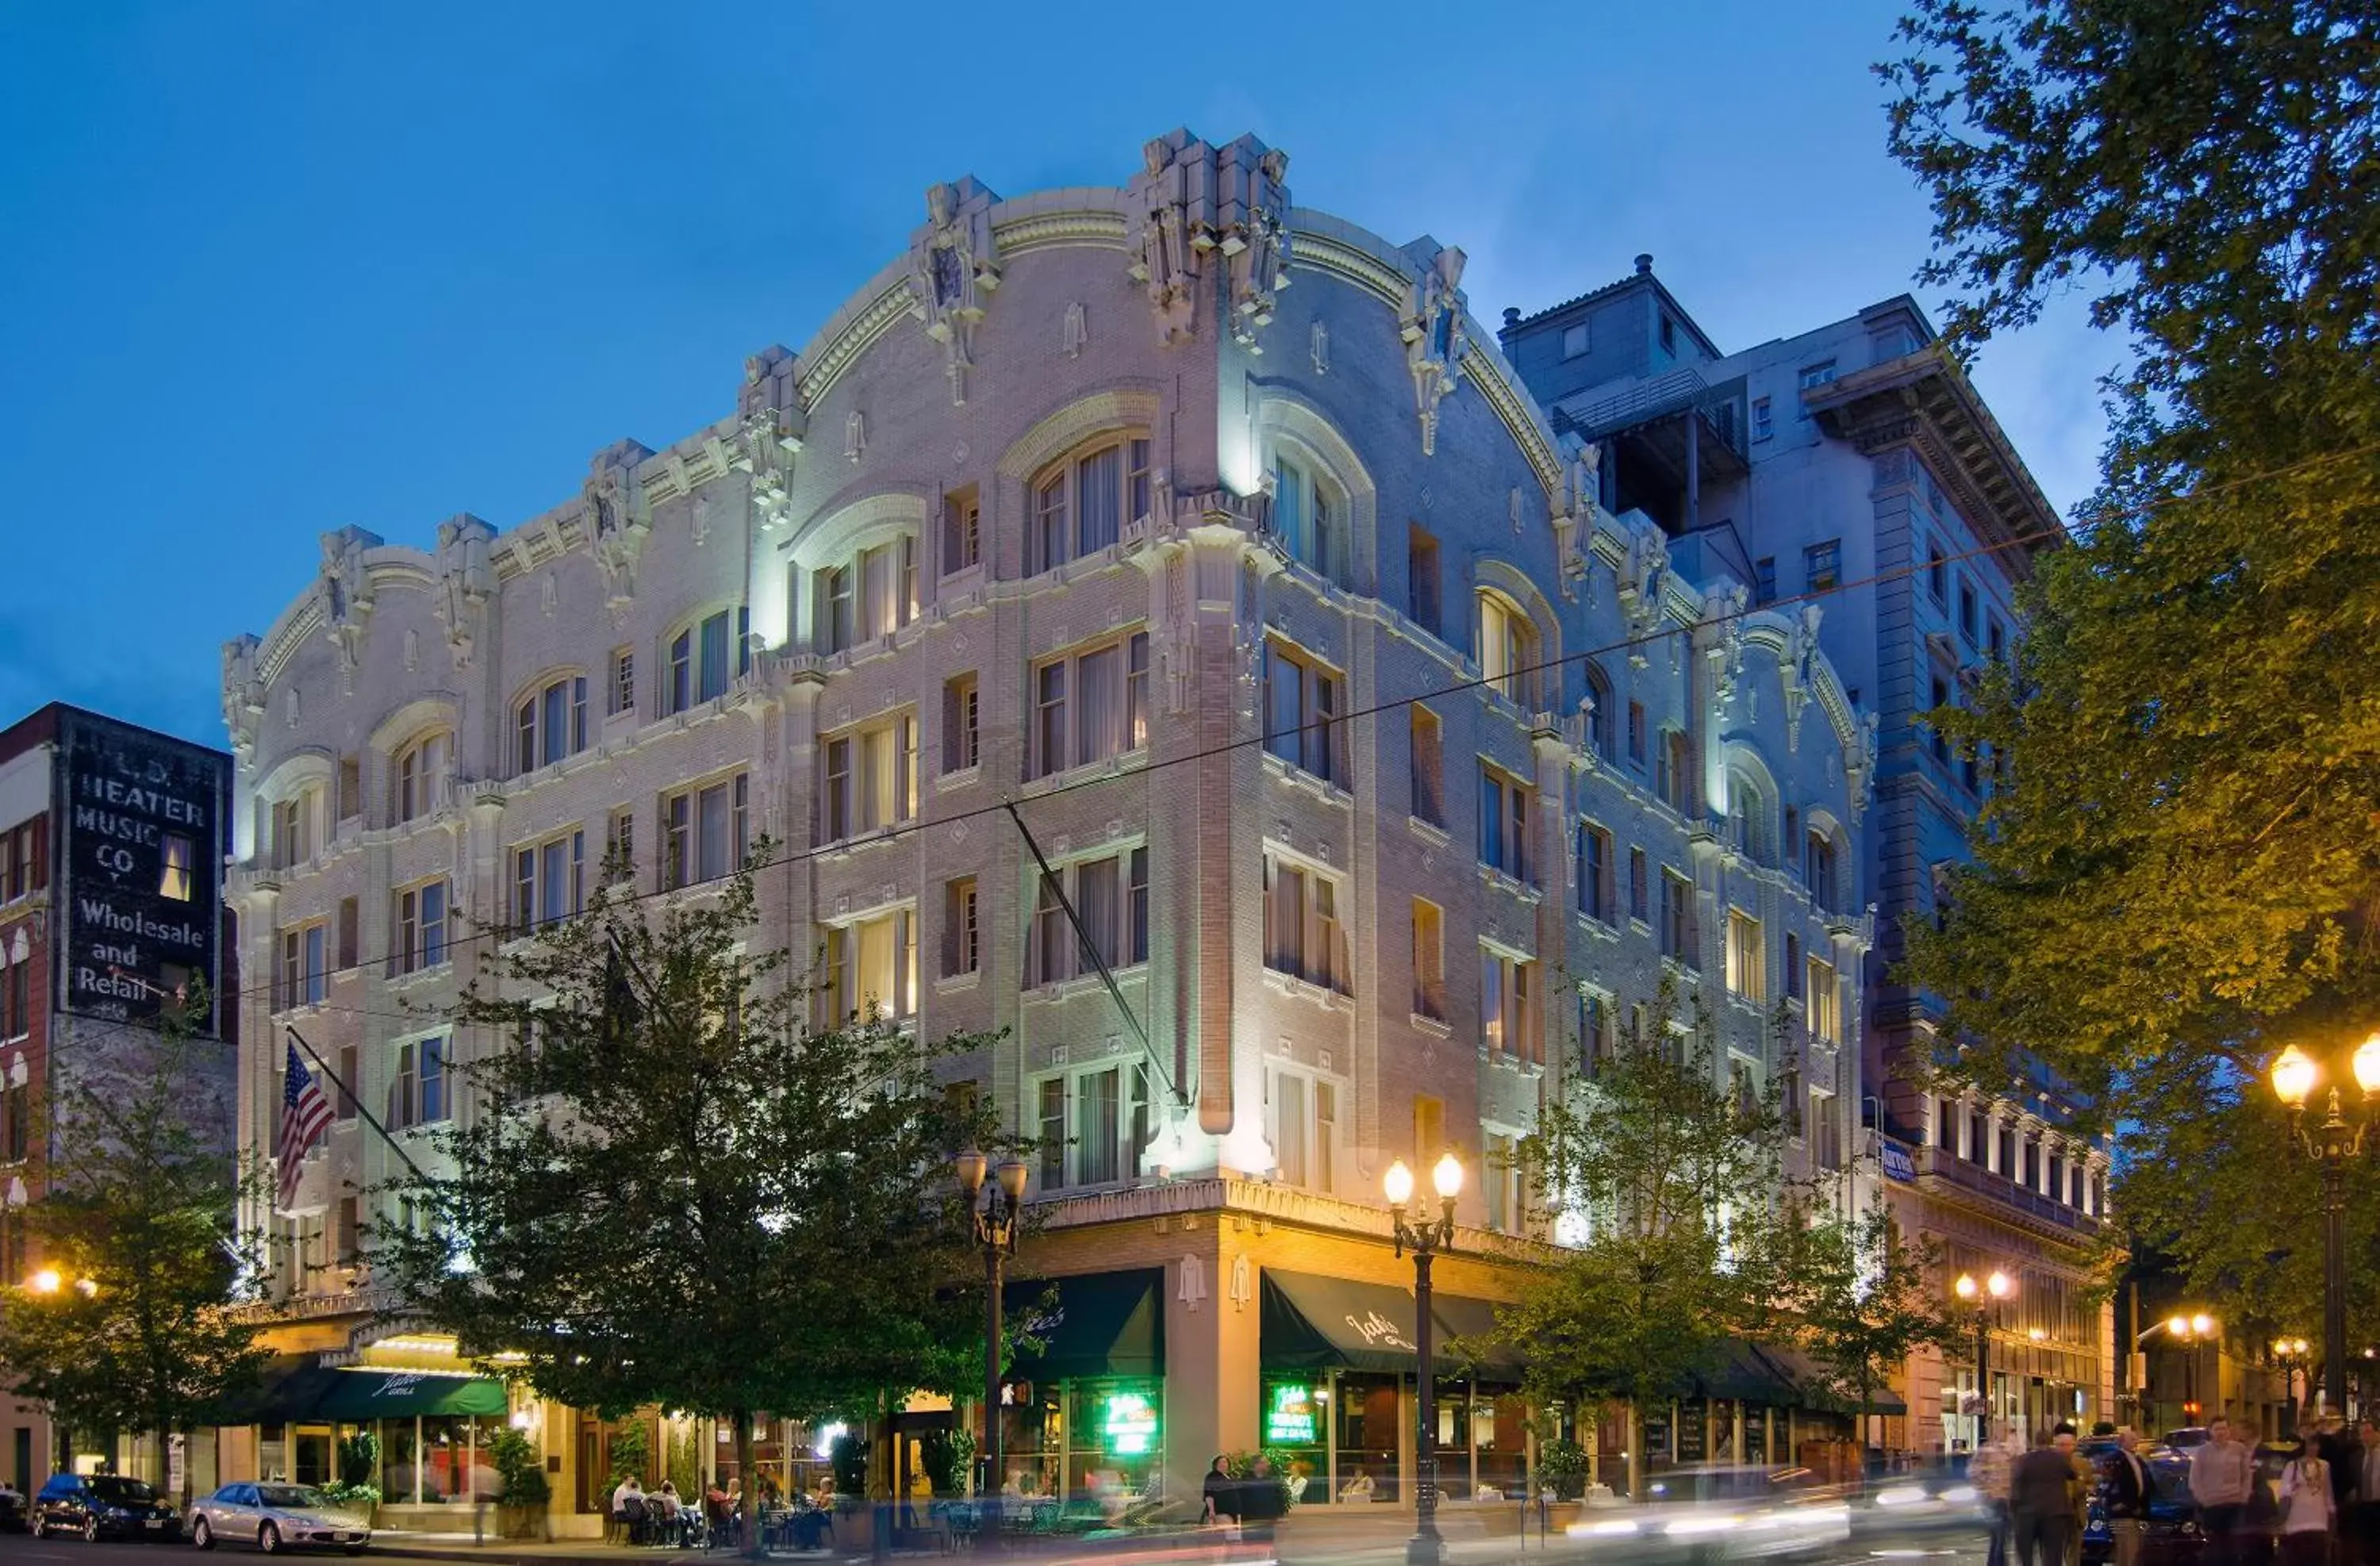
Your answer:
186,1483 -> 370,1554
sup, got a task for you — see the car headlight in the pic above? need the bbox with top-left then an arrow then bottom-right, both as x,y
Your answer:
1943,1486 -> 1979,1504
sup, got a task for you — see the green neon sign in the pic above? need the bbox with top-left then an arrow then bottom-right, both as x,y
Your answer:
1100,1391 -> 1159,1456
1265,1384 -> 1319,1445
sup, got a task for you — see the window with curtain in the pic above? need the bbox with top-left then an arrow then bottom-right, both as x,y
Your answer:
1032,435 -> 1152,571
1023,848 -> 1149,987
1479,948 -> 1538,1062
1029,631 -> 1150,778
515,675 -> 589,774
1477,765 -> 1530,882
1476,590 -> 1535,707
393,731 -> 450,824
1264,642 -> 1345,785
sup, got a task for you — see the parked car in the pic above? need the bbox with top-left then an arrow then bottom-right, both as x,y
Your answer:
2081,1441 -> 2201,1566
0,1479 -> 27,1532
27,1472 -> 181,1541
186,1483 -> 370,1554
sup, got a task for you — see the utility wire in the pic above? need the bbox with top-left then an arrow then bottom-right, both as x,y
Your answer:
199,436 -> 2380,1012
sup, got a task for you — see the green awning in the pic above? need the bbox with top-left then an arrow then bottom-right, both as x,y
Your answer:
217,1360 -> 343,1425
1754,1344 -> 1910,1415
1685,1341 -> 1802,1403
312,1370 -> 509,1421
1004,1269 -> 1163,1382
1262,1272 -> 1527,1376
1422,1293 -> 1526,1377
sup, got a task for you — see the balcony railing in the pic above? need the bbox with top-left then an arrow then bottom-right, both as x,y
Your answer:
1915,1144 -> 2100,1233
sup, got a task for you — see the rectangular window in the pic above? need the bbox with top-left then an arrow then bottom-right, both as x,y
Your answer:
1411,898 -> 1445,1022
1657,731 -> 1695,814
1025,849 -> 1150,987
664,774 -> 749,889
1579,989 -> 1614,1070
942,876 -> 980,977
1988,616 -> 2006,662
942,674 -> 980,774
1806,956 -> 1841,1045
1726,909 -> 1765,1002
1753,557 -> 1777,605
278,923 -> 327,1011
610,647 -> 635,716
1038,1078 -> 1067,1191
1660,869 -> 1695,966
1576,822 -> 1614,923
1031,632 -> 1149,777
1561,321 -> 1590,359
1799,360 -> 1837,390
1928,541 -> 1948,608
1811,1091 -> 1841,1169
1262,851 -> 1349,993
697,608 -> 733,700
1785,932 -> 1802,999
1752,396 -> 1773,441
1477,765 -> 1531,882
1264,642 -> 1346,785
390,881 -> 450,975
1479,947 -> 1539,1063
388,1037 -> 449,1131
1806,830 -> 1839,913
336,897 -> 359,970
394,733 -> 449,824
1804,539 -> 1841,593
1409,706 -> 1443,826
606,807 -> 635,885
1413,1094 -> 1445,1164
271,794 -> 313,871
1959,579 -> 1979,645
158,831 -> 194,900
1931,676 -> 1953,762
942,485 -> 981,574
1970,1112 -> 1990,1165
1629,846 -> 1649,921
1273,1070 -> 1307,1188
822,908 -> 917,1023
1626,701 -> 1648,766
0,819 -> 42,904
513,830 -> 587,931
1407,526 -> 1441,635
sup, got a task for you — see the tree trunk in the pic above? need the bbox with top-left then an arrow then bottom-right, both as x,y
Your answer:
734,1409 -> 761,1562
1625,1400 -> 1643,1502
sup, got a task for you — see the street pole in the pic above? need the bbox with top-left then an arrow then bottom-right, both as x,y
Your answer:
954,1151 -> 1024,1557
2324,1148 -> 2348,1416
982,1240 -> 1003,1553
1414,1247 -> 1438,1566
1975,1313 -> 1991,1447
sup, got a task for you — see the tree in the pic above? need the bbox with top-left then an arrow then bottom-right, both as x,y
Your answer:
1491,981 -> 1790,1496
0,990 -> 268,1503
1879,0 -> 2380,1328
375,855 -> 1009,1553
1757,1199 -> 1966,1454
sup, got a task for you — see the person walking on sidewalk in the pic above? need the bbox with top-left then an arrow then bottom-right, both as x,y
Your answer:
1975,1429 -> 2021,1566
2278,1437 -> 2336,1566
2012,1431 -> 2079,1566
2105,1429 -> 2155,1566
2192,1417 -> 2258,1566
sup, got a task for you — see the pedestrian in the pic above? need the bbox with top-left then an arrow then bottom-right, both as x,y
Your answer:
1203,1455 -> 1239,1530
2278,1435 -> 2336,1566
1239,1455 -> 1286,1546
2013,1430 -> 2081,1566
2105,1428 -> 2155,1566
2057,1424 -> 2092,1566
1975,1428 -> 2021,1566
2193,1416 -> 2257,1566
2350,1420 -> 2380,1566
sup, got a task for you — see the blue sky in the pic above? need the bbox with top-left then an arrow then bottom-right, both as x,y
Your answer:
0,1 -> 2113,748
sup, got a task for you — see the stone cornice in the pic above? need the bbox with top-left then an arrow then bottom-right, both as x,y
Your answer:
797,275 -> 923,413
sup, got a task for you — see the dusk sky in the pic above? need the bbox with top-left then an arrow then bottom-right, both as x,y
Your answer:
0,1 -> 2114,748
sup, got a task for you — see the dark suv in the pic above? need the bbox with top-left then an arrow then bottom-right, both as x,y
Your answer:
29,1472 -> 181,1541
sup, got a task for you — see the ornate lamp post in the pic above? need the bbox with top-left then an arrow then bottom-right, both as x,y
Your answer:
1954,1269 -> 2015,1445
1385,1152 -> 1462,1566
2271,1338 -> 2312,1430
954,1150 -> 1028,1553
2268,1036 -> 2380,1415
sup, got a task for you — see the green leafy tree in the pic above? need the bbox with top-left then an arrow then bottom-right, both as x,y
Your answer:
1491,981 -> 1790,1496
0,992 -> 268,1503
1880,0 -> 2380,1327
374,855 -> 1008,1554
1756,1199 -> 1966,1451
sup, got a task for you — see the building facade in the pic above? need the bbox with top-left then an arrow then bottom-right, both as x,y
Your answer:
1502,265 -> 2116,1453
217,131 -> 1877,1527
0,702 -> 236,1495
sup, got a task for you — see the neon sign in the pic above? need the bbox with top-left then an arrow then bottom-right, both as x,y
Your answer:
1265,1384 -> 1319,1445
1100,1391 -> 1159,1456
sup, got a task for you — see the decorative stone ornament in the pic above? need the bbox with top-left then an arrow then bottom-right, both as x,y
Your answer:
1311,318 -> 1330,376
1062,301 -> 1088,359
432,514 -> 493,671
1550,433 -> 1601,601
1616,512 -> 1670,667
843,410 -> 866,463
221,635 -> 265,764
583,441 -> 654,620
1781,601 -> 1825,751
904,178 -> 1003,405
1849,709 -> 1881,824
316,526 -> 381,693
1400,243 -> 1469,455
735,346 -> 804,535
1126,129 -> 1292,350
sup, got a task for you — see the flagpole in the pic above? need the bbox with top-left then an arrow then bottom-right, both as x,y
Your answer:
285,1023 -> 429,1184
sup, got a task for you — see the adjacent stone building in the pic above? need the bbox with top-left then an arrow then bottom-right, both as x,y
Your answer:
1502,263 -> 2115,1452
217,130 -> 1875,1529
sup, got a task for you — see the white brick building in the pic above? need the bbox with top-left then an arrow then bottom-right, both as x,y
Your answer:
219,129 -> 1875,1526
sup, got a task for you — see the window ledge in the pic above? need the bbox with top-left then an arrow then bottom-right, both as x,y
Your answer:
1575,913 -> 1622,942
1019,748 -> 1149,798
935,764 -> 982,795
1476,866 -> 1542,905
934,969 -> 983,996
1659,956 -> 1700,984
813,822 -> 914,859
1260,969 -> 1353,1011
1628,916 -> 1653,938
1410,1011 -> 1453,1038
939,562 -> 988,594
1726,993 -> 1767,1020
385,964 -> 453,991
1262,754 -> 1353,806
1407,816 -> 1450,847
1024,963 -> 1150,1004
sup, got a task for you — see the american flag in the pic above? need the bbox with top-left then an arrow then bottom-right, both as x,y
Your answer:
277,1040 -> 334,1211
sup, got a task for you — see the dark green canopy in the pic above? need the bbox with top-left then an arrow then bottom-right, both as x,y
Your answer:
310,1369 -> 509,1421
1004,1269 -> 1164,1381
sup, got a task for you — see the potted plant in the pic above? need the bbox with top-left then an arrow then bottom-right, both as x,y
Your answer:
318,1433 -> 382,1524
1537,1438 -> 1589,1502
489,1427 -> 551,1541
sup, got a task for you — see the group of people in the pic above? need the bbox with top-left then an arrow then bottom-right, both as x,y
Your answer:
606,1476 -> 703,1548
1200,1456 -> 1289,1541
1975,1413 -> 2380,1566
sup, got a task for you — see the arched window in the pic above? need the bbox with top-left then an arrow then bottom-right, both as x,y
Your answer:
392,730 -> 451,825
1476,589 -> 1537,708
813,537 -> 917,655
1032,433 -> 1152,573
1804,823 -> 1848,914
662,606 -> 750,715
513,673 -> 589,775
1273,455 -> 1343,581
1725,766 -> 1775,864
1584,662 -> 1617,761
1656,729 -> 1695,815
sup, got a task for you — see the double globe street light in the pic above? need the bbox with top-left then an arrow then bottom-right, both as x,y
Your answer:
1384,1152 -> 1463,1566
1953,1269 -> 2014,1445
954,1150 -> 1029,1555
2268,1034 -> 2380,1416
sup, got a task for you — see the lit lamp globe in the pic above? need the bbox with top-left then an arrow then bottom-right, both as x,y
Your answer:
1383,1159 -> 1415,1207
1987,1271 -> 2013,1300
27,1268 -> 60,1295
2272,1045 -> 2320,1109
1432,1151 -> 1464,1202
2355,1033 -> 2380,1097
1954,1273 -> 1979,1302
2192,1314 -> 2216,1337
2167,1315 -> 2190,1338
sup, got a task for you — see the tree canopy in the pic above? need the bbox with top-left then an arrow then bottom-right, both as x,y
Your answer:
0,992 -> 267,1502
375,854 -> 1010,1529
1880,0 -> 2380,1325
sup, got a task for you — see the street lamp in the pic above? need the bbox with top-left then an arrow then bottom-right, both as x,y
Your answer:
2272,1338 -> 2312,1429
2137,1312 -> 2217,1424
2268,1035 -> 2380,1414
955,1150 -> 1028,1553
1954,1269 -> 2015,1445
1386,1152 -> 1462,1566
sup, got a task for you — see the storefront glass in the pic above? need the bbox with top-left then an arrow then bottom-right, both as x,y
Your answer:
420,1416 -> 471,1503
1066,1380 -> 1161,1511
996,1383 -> 1061,1499
382,1419 -> 420,1503
1261,1376 -> 1327,1505
1335,1372 -> 1400,1504
259,1424 -> 287,1485
1473,1391 -> 1526,1497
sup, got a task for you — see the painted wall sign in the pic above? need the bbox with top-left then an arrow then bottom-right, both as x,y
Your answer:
53,712 -> 227,1034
